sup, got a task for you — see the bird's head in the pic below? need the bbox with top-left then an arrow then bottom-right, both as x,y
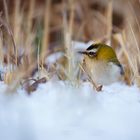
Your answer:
79,43 -> 119,63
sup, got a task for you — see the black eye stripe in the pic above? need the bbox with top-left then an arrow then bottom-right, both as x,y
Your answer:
87,51 -> 97,57
88,52 -> 95,55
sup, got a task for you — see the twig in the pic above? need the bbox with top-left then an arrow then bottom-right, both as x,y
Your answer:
79,63 -> 102,92
22,77 -> 47,94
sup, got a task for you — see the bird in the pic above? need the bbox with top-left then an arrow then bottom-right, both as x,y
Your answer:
78,43 -> 124,85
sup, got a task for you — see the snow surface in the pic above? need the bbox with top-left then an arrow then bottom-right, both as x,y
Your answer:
0,81 -> 140,140
0,41 -> 140,140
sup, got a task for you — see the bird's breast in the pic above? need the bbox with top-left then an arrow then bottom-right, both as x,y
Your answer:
85,60 -> 122,85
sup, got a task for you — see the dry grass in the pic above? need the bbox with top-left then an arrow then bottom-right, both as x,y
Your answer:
0,0 -> 140,93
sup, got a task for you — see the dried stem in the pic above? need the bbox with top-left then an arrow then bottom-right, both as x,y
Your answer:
79,63 -> 102,92
41,0 -> 51,66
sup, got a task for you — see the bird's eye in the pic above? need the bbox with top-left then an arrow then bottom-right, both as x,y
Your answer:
89,52 -> 94,55
88,51 -> 96,57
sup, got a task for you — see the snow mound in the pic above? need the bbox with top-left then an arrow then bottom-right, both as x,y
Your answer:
0,81 -> 140,140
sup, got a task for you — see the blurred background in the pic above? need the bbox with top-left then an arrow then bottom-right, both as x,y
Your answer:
0,0 -> 140,47
0,0 -> 140,90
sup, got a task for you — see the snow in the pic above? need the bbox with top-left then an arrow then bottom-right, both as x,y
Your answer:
0,41 -> 140,140
0,81 -> 140,140
46,52 -> 64,64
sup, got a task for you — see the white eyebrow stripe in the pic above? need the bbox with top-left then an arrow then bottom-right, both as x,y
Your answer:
87,48 -> 98,53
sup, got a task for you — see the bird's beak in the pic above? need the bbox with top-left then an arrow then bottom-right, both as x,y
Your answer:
78,51 -> 88,55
